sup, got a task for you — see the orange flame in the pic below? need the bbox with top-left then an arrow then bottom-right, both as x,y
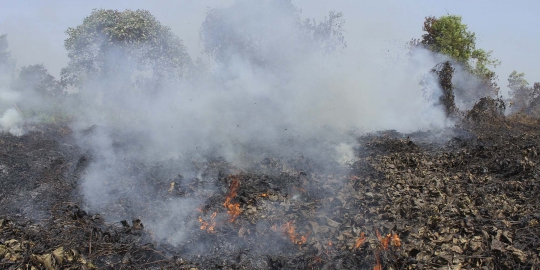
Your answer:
375,228 -> 400,250
281,221 -> 310,245
198,212 -> 217,233
223,176 -> 242,222
354,232 -> 366,250
390,233 -> 401,247
373,250 -> 382,270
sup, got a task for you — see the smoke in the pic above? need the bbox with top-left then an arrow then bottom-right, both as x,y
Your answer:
0,108 -> 23,136
0,1 -> 452,247
0,60 -> 24,135
63,2 -> 449,246
452,63 -> 495,111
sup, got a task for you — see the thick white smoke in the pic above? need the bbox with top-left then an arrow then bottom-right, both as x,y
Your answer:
0,1 -> 452,247
65,2 -> 449,245
0,70 -> 24,136
0,108 -> 23,136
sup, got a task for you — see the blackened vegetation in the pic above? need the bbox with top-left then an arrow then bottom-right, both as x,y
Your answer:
430,60 -> 506,124
466,97 -> 506,123
432,61 -> 457,117
1,120 -> 540,269
0,125 -> 78,220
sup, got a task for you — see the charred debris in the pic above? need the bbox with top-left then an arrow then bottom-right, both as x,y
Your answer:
1,113 -> 540,270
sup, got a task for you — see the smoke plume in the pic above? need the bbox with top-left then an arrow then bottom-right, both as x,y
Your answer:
1,1 -> 451,246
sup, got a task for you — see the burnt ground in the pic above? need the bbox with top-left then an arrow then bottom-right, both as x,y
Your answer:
1,119 -> 540,269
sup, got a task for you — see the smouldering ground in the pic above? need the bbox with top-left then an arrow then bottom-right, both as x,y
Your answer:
1,121 -> 540,269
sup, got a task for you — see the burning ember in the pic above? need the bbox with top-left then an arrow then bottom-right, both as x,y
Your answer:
223,176 -> 242,222
353,232 -> 366,250
198,212 -> 217,233
275,221 -> 310,246
375,228 -> 400,250
390,233 -> 401,248
373,250 -> 382,270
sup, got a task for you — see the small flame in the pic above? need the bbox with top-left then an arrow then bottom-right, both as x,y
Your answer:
281,221 -> 310,245
373,250 -> 382,270
223,176 -> 242,222
375,228 -> 400,250
198,212 -> 217,233
390,233 -> 401,247
354,232 -> 366,250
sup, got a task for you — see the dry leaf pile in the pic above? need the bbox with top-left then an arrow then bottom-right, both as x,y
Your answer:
1,121 -> 540,269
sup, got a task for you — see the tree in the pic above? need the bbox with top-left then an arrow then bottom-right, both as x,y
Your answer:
508,71 -> 540,115
14,64 -> 63,98
419,15 -> 500,95
421,15 -> 475,64
199,0 -> 345,70
414,15 -> 502,117
61,9 -> 192,91
0,34 -> 15,82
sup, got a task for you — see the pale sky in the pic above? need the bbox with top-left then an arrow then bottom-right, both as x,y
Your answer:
0,0 -> 538,96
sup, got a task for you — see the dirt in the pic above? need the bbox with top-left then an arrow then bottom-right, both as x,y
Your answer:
1,120 -> 540,269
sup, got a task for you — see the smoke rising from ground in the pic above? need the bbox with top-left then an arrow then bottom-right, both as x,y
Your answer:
2,1 -> 450,246
0,66 -> 24,135
64,2 -> 449,245
0,108 -> 23,136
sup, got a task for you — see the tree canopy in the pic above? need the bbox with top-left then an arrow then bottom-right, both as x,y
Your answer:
420,15 -> 500,89
508,71 -> 540,114
421,15 -> 475,64
0,35 -> 15,79
199,0 -> 345,70
14,64 -> 63,98
61,9 -> 192,90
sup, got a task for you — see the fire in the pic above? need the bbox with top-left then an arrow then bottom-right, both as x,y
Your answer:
281,221 -> 310,245
354,232 -> 366,250
373,250 -> 382,270
300,231 -> 311,244
283,221 -> 296,242
390,233 -> 401,247
223,176 -> 242,222
375,228 -> 400,250
198,212 -> 217,233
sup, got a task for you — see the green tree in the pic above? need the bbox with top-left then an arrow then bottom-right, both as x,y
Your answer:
61,9 -> 192,91
508,71 -> 540,115
15,64 -> 63,98
421,15 -> 475,63
508,71 -> 528,92
199,0 -> 345,69
420,15 -> 500,93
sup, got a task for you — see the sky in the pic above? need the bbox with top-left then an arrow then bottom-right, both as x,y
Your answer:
0,0 -> 539,96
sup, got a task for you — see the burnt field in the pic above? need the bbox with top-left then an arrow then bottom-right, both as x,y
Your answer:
1,119 -> 540,270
